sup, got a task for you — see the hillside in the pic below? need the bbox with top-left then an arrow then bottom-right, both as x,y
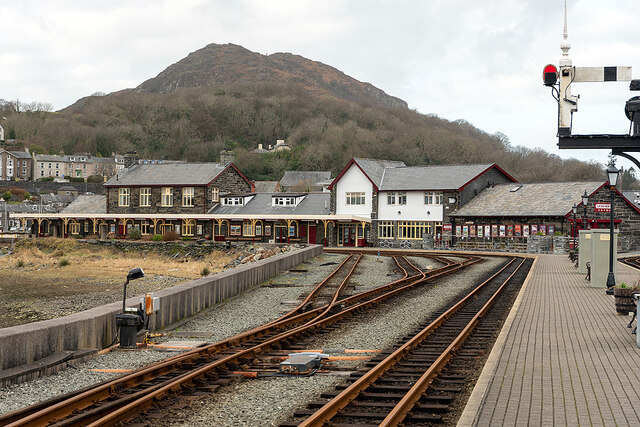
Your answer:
1,43 -> 604,183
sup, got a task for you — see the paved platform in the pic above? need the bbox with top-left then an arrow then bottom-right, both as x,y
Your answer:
460,254 -> 640,426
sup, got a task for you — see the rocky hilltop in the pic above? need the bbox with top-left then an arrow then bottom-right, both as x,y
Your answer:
135,43 -> 407,109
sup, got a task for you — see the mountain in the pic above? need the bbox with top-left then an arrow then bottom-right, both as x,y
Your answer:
2,43 -> 604,183
135,43 -> 407,109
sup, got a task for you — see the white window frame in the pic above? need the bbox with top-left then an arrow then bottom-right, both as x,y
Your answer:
182,187 -> 195,207
139,188 -> 151,207
398,192 -> 407,205
118,188 -> 130,207
346,192 -> 365,205
387,192 -> 396,205
211,187 -> 219,203
161,187 -> 173,207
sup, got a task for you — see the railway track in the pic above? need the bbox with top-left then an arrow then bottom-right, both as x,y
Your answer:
285,256 -> 531,426
0,253 -> 473,427
621,255 -> 640,270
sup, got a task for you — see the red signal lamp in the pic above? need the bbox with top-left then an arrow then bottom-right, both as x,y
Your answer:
543,64 -> 558,86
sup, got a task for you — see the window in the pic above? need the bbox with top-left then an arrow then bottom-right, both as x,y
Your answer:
211,187 -> 219,203
229,224 -> 241,235
140,221 -> 150,235
84,221 -> 89,233
273,197 -> 296,206
69,222 -> 80,234
139,188 -> 151,207
182,187 -> 195,207
424,192 -> 443,205
387,192 -> 396,205
118,188 -> 130,206
346,192 -> 365,205
161,187 -> 173,207
398,221 -> 429,239
22,161 -> 26,167
223,197 -> 243,206
182,220 -> 194,236
243,221 -> 254,236
378,221 -> 395,239
398,192 -> 407,205
255,224 -> 262,236
22,168 -> 26,176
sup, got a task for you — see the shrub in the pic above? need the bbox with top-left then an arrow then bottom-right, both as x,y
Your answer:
128,227 -> 142,240
2,191 -> 11,202
201,267 -> 210,276
16,259 -> 24,268
23,192 -> 31,201
38,177 -> 54,182
162,230 -> 179,241
69,177 -> 85,183
181,236 -> 192,241
58,258 -> 70,267
151,234 -> 163,242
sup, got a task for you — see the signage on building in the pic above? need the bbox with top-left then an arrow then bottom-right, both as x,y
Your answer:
595,202 -> 611,212
443,224 -> 452,231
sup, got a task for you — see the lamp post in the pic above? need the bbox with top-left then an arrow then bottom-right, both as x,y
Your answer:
582,190 -> 589,230
572,204 -> 578,248
605,166 -> 620,294
116,267 -> 145,348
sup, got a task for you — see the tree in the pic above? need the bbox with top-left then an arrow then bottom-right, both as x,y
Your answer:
621,167 -> 638,190
2,191 -> 12,202
23,192 -> 31,201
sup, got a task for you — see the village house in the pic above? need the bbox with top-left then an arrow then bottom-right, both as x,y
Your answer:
328,158 -> 516,247
0,148 -> 32,180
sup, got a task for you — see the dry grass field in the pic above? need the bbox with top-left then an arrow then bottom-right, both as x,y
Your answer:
0,238 -> 236,328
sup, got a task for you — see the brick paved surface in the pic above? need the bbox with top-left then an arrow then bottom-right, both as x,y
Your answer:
467,255 -> 640,427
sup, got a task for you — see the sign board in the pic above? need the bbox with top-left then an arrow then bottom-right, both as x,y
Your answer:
443,224 -> 452,231
595,203 -> 611,213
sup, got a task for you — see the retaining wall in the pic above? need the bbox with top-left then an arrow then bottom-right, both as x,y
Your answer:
0,245 -> 322,372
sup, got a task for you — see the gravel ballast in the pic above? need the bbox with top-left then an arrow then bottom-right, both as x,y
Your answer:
161,256 -> 507,426
0,253 -> 509,427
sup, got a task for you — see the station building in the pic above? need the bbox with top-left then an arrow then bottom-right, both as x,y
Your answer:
449,181 -> 640,251
328,158 -> 516,247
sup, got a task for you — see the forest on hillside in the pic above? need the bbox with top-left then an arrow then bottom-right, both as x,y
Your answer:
0,82 -> 607,183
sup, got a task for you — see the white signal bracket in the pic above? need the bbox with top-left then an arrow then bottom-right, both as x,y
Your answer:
558,65 -> 633,134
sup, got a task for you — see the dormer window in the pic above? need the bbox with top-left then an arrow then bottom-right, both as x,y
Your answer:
273,196 -> 297,206
223,197 -> 243,206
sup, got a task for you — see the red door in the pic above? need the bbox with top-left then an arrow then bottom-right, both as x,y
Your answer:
308,225 -> 316,244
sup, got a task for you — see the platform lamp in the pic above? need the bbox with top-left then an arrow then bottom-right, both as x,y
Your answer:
582,190 -> 589,230
605,166 -> 620,294
116,267 -> 145,348
572,204 -> 578,248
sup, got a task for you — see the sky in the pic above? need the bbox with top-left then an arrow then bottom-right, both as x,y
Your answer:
2,0 -> 639,172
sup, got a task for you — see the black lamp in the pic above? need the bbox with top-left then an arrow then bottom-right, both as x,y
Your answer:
122,267 -> 145,314
582,190 -> 589,230
605,166 -> 620,293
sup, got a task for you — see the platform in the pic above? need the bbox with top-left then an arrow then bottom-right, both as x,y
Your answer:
460,254 -> 640,426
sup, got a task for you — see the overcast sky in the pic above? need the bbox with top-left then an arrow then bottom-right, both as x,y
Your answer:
2,0 -> 639,171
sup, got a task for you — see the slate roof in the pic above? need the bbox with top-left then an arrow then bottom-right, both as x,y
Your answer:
254,181 -> 280,192
104,163 -> 228,186
61,195 -> 107,214
8,151 -> 32,159
379,164 -> 497,191
352,158 -> 406,188
450,181 -> 604,217
280,171 -> 332,187
35,154 -> 66,162
209,193 -> 330,216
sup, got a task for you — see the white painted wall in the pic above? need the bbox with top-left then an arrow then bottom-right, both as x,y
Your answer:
335,165 -> 372,218
378,190 -> 443,221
